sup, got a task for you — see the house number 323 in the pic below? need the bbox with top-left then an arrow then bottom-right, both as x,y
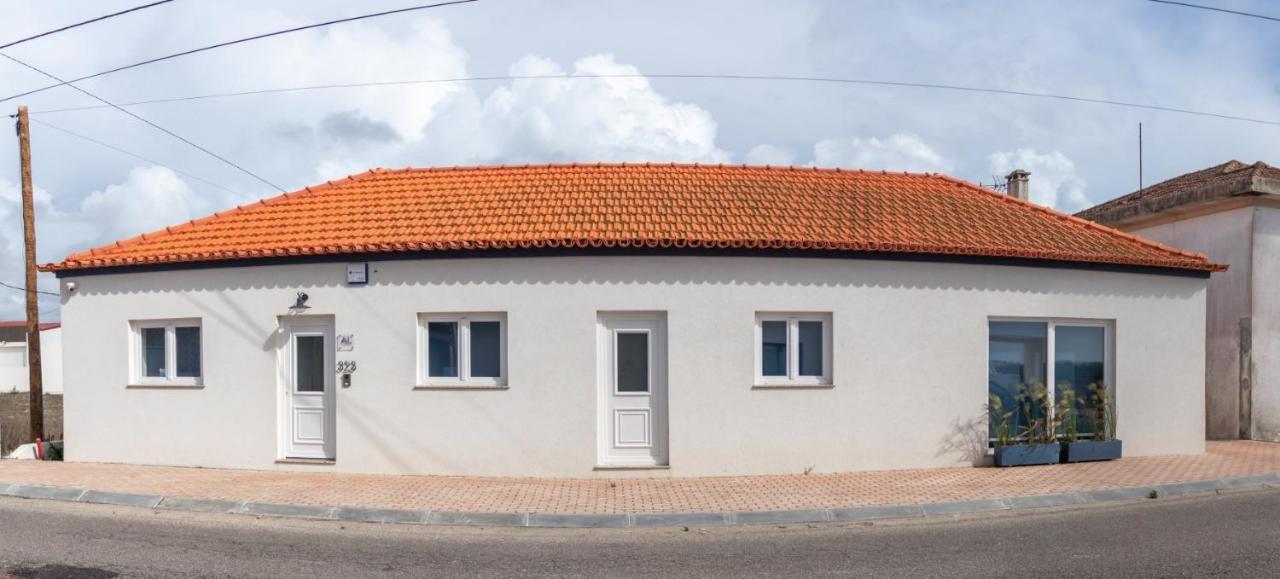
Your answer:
336,361 -> 358,373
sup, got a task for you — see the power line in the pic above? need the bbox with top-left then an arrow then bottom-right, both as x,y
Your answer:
30,118 -> 242,196
26,72 -> 1280,128
2,52 -> 285,192
1148,0 -> 1280,22
0,0 -> 478,103
0,1 -> 177,50
1,1 -> 174,52
0,281 -> 58,297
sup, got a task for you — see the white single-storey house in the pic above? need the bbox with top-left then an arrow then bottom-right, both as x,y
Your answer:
0,321 -> 62,394
1079,160 -> 1279,442
45,164 -> 1223,477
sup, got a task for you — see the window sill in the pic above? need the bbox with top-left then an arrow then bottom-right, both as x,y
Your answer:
751,383 -> 834,390
413,384 -> 509,391
126,383 -> 205,389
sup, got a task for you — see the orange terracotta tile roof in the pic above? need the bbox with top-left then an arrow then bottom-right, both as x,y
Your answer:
43,163 -> 1224,274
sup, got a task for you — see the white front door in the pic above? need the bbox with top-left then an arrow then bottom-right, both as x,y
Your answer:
598,313 -> 668,467
281,317 -> 335,460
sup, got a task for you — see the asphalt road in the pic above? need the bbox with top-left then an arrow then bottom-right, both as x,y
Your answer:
1,488 -> 1279,578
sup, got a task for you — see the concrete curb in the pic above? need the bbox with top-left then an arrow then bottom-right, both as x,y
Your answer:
921,498 -> 1011,517
1,472 -> 1277,529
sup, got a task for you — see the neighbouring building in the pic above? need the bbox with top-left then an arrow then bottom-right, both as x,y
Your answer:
1079,160 -> 1279,442
0,321 -> 62,394
44,164 -> 1222,477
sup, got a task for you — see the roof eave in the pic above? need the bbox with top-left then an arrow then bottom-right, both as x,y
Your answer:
44,246 -> 1224,279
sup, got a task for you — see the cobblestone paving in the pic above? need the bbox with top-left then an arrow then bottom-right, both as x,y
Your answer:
0,441 -> 1275,514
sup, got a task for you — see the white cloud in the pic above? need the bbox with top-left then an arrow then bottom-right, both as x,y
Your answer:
745,144 -> 797,166
315,159 -> 371,183
812,134 -> 954,173
0,181 -> 64,320
184,17 -> 470,143
414,54 -> 731,165
78,167 -> 214,244
989,149 -> 1090,211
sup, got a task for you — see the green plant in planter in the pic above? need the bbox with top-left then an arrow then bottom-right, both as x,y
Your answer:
1013,383 -> 1033,441
1089,382 -> 1117,441
1057,384 -> 1079,443
992,382 -> 1062,467
1014,381 -> 1057,444
1061,382 -> 1123,463
988,394 -> 1015,447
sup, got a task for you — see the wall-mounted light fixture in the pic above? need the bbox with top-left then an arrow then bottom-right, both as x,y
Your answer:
290,291 -> 310,311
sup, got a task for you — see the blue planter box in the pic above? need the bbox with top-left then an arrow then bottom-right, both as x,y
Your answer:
1061,440 -> 1122,463
993,443 -> 1061,467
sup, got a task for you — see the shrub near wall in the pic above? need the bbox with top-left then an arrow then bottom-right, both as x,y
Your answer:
0,393 -> 62,455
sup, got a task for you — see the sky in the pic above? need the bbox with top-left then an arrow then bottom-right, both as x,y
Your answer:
1,0 -> 1279,320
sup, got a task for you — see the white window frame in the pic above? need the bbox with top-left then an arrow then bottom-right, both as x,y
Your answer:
130,318 -> 203,386
417,313 -> 507,387
987,317 -> 1115,440
754,312 -> 833,387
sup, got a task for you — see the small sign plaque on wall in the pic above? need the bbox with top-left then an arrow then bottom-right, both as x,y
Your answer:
337,334 -> 354,352
346,263 -> 368,285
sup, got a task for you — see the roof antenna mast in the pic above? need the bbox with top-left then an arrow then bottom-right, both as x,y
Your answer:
1138,122 -> 1144,193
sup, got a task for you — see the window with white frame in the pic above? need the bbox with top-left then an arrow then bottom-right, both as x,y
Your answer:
755,313 -> 832,386
987,319 -> 1111,441
131,319 -> 202,385
419,313 -> 506,386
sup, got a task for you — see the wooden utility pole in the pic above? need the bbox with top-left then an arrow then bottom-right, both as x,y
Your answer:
16,105 -> 44,442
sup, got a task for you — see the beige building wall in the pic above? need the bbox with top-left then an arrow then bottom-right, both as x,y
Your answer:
1250,207 -> 1280,441
1128,206 -> 1254,439
1129,202 -> 1280,442
57,256 -> 1207,477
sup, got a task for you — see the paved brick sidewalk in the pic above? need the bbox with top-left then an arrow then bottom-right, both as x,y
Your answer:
0,441 -> 1276,514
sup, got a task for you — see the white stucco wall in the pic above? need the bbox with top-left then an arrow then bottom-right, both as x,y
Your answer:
57,256 -> 1207,477
1250,206 -> 1280,441
0,327 -> 63,394
1129,206 -> 1254,439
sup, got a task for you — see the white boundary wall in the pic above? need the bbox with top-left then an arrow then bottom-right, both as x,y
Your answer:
0,327 -> 62,394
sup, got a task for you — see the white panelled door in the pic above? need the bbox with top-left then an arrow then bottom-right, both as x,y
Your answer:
598,313 -> 668,467
281,317 -> 335,460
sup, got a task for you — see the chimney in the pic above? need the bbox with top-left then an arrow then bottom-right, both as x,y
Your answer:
1005,169 -> 1030,201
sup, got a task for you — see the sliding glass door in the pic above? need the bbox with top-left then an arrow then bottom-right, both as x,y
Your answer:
988,320 -> 1111,441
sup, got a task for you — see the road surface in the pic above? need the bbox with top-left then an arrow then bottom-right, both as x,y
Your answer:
1,487 -> 1278,578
